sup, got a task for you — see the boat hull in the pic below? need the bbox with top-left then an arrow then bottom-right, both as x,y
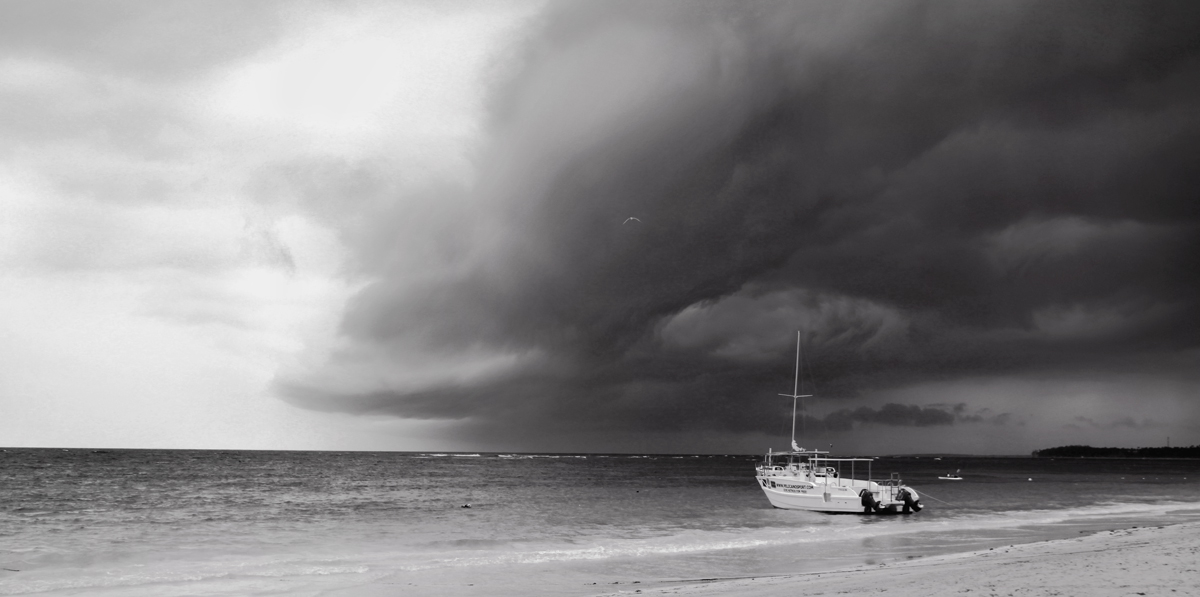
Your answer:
755,474 -> 920,514
758,482 -> 866,513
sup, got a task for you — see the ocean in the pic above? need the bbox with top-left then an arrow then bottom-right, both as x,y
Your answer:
3,449 -> 1199,596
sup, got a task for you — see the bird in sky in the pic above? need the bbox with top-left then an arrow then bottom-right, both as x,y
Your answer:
623,217 -> 641,224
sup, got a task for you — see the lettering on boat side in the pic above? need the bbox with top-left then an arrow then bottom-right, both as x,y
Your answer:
768,481 -> 815,493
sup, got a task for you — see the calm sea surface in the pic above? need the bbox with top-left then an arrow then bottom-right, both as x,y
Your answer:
3,449 -> 1199,596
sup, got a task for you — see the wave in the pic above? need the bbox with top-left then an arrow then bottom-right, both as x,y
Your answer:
392,498 -> 1200,572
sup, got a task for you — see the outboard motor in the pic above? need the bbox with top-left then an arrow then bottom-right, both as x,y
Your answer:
898,488 -> 922,513
859,488 -> 879,513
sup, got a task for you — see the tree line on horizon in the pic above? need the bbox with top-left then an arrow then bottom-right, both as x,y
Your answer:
1032,445 -> 1200,458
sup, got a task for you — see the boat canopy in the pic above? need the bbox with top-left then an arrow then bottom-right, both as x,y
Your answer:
766,449 -> 874,462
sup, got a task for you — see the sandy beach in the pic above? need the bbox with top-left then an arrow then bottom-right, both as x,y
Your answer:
609,523 -> 1200,597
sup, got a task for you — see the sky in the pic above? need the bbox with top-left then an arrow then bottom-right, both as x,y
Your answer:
1,1 -> 1198,455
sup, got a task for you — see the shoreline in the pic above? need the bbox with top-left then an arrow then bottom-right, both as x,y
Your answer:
604,522 -> 1200,597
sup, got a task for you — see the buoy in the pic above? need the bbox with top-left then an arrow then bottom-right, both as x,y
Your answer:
1028,478 -> 1032,481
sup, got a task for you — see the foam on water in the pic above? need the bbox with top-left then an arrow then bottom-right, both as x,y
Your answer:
384,498 -> 1200,574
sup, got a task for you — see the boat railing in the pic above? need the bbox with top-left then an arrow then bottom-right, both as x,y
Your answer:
758,455 -> 887,490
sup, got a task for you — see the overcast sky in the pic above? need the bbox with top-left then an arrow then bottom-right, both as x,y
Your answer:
2,0 -> 1197,454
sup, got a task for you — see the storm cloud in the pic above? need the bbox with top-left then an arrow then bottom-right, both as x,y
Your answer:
278,0 -> 1200,453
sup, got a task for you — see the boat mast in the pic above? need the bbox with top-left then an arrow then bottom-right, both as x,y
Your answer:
780,330 -> 812,452
792,331 -> 800,446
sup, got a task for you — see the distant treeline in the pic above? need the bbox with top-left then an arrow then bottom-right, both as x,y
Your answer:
1032,445 -> 1200,459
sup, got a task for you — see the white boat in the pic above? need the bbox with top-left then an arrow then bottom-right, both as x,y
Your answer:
754,333 -> 923,514
938,469 -> 963,480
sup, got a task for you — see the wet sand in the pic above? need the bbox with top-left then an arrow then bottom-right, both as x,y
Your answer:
608,522 -> 1199,597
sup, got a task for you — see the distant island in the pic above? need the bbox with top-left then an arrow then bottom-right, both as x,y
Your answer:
1032,445 -> 1200,459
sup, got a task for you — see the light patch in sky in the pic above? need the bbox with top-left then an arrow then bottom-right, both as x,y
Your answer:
0,1 -> 544,450
0,172 -> 353,447
1031,300 -> 1180,340
0,56 -> 80,93
502,23 -> 713,155
209,2 -> 535,164
983,216 -> 1156,274
0,272 -> 321,448
660,288 -> 911,360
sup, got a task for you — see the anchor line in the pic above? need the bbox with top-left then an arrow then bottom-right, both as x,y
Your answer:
913,489 -> 953,506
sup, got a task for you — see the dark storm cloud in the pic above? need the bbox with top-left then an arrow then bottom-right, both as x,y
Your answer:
280,0 -> 1200,450
813,402 -> 1015,433
822,403 -> 956,432
1068,416 -> 1166,430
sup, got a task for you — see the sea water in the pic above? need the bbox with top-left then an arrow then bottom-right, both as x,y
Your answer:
2,449 -> 1199,596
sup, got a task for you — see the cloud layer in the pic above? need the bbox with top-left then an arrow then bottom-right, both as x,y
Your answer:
266,0 -> 1200,452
